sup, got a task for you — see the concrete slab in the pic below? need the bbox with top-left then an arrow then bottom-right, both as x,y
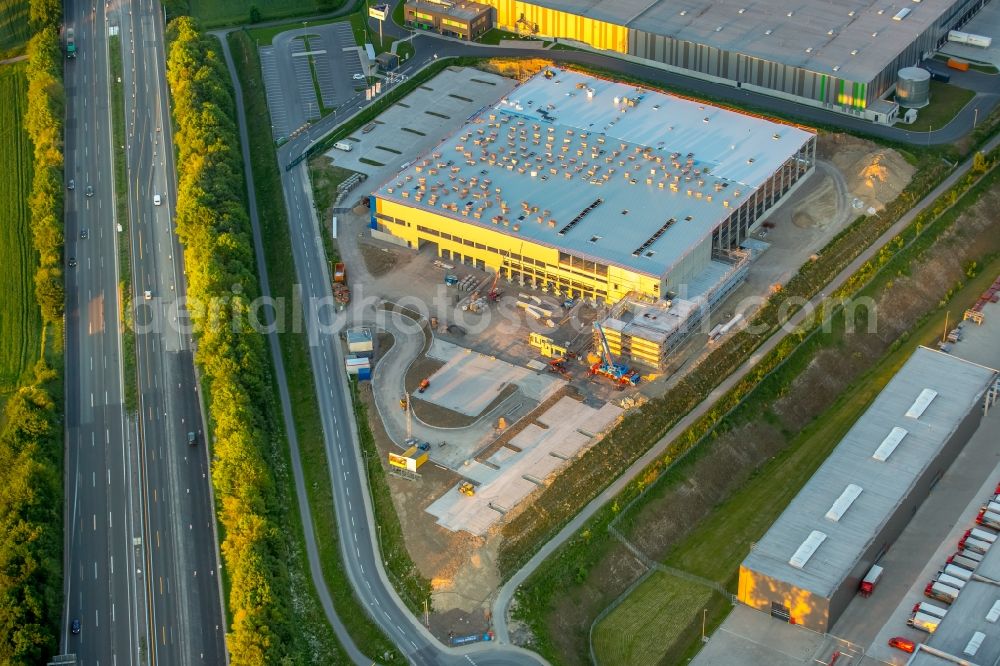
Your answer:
692,606 -> 832,666
951,297 -> 1000,372
426,396 -> 622,535
421,339 -> 561,415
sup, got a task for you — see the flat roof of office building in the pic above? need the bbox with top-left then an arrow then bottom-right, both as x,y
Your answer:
907,531 -> 1000,666
375,69 -> 813,277
520,0 -> 958,83
407,0 -> 490,21
742,347 -> 997,599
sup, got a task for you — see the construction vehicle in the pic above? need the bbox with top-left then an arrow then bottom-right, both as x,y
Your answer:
334,262 -> 346,282
547,357 -> 570,377
418,378 -> 430,393
65,27 -> 76,58
459,482 -> 475,496
399,394 -> 408,411
487,271 -> 502,302
590,323 -> 640,387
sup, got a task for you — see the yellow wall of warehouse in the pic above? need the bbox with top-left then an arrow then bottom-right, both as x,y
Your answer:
375,198 -> 660,303
486,0 -> 628,53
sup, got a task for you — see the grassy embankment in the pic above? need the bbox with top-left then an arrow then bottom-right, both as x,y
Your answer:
227,28 -> 404,659
107,35 -> 137,413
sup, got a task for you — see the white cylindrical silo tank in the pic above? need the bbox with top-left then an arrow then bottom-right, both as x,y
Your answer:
897,67 -> 931,108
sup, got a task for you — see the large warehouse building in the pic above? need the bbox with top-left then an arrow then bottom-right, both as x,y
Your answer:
481,0 -> 988,121
738,347 -> 997,633
371,69 -> 815,304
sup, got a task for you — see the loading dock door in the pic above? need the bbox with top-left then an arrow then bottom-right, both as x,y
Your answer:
770,601 -> 791,622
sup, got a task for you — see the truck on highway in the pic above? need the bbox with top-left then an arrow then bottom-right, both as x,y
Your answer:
334,141 -> 353,152
65,27 -> 77,58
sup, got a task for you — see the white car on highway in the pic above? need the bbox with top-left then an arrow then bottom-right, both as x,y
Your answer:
153,193 -> 161,206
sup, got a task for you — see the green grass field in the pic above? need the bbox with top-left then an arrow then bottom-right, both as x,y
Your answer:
188,0 -> 346,28
593,572 -> 714,665
901,81 -> 976,132
0,0 -> 30,57
0,64 -> 43,396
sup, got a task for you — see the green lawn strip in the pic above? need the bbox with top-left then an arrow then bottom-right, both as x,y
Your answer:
350,380 -> 433,614
227,28 -> 401,660
0,64 -> 41,396
108,35 -> 137,413
187,0 -> 345,29
395,40 -> 414,61
477,28 -> 534,45
592,572 -> 715,666
900,81 -> 976,132
589,171 -> 1000,666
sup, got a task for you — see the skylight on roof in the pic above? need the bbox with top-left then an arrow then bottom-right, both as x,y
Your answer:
906,388 -> 938,419
964,631 -> 985,656
789,530 -> 827,569
894,7 -> 912,20
987,600 -> 1000,623
873,427 -> 908,461
826,484 -> 863,522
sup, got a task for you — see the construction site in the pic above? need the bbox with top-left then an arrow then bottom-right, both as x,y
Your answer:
313,63 -> 918,638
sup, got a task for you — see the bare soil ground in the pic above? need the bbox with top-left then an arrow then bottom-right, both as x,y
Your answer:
533,177 -> 1000,664
818,133 -> 915,212
360,242 -> 399,276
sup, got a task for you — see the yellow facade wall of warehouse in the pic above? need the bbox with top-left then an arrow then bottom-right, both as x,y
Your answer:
374,198 -> 662,303
486,0 -> 628,53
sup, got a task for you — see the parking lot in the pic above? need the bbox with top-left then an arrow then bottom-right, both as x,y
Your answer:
260,21 -> 369,140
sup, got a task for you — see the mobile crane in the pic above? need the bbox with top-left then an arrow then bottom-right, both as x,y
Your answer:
590,323 -> 640,387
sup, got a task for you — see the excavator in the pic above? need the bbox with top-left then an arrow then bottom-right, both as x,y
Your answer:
459,482 -> 476,497
487,271 -> 502,302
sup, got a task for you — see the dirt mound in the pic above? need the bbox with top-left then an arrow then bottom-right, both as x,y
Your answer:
819,133 -> 915,211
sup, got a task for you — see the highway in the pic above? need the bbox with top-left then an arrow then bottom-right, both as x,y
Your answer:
61,0 -> 226,663
117,0 -> 227,663
62,0 -> 144,661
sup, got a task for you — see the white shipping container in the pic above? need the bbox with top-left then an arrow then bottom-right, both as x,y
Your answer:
944,564 -> 972,581
937,572 -> 966,589
916,602 -> 948,619
971,527 -> 998,543
951,554 -> 979,571
963,536 -> 991,554
928,581 -> 960,603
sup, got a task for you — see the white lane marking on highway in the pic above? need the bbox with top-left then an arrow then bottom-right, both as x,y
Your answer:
108,511 -> 112,528
107,469 -> 111,485
92,432 -> 95,448
94,561 -> 98,578
104,355 -> 107,369
91,393 -> 95,407
383,610 -> 391,620
90,356 -> 93,371
92,472 -> 96,487
112,602 -> 115,623
350,515 -> 355,527
111,555 -> 114,575
93,514 -> 96,531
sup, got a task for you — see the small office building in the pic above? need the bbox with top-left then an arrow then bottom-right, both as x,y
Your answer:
738,347 -> 996,632
403,0 -> 493,41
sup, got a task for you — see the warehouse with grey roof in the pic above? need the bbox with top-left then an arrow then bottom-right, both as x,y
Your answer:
484,0 -> 989,122
737,346 -> 997,633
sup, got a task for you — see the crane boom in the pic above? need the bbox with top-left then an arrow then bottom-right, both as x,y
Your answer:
594,323 -> 614,366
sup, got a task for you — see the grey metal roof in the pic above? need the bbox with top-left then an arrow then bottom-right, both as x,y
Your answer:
742,347 -> 997,599
907,538 -> 1000,666
408,0 -> 491,21
517,0 -> 959,83
375,69 -> 813,277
